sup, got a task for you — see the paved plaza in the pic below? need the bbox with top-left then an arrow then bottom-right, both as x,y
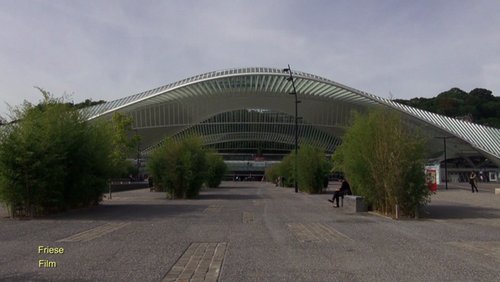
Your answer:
1,181 -> 499,281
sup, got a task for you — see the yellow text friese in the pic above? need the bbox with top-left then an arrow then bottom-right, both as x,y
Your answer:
38,246 -> 64,254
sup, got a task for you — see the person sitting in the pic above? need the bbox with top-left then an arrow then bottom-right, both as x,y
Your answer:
328,178 -> 352,208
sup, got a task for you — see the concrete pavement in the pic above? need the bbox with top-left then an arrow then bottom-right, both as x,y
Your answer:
0,181 -> 499,281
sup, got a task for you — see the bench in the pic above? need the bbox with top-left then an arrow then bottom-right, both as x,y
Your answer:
342,195 -> 367,213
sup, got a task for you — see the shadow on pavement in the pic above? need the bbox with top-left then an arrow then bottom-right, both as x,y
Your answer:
40,203 -> 206,222
197,193 -> 261,200
423,204 -> 500,219
214,185 -> 263,190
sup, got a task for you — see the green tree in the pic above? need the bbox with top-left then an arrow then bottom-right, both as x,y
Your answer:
0,90 -> 114,217
146,144 -> 169,192
297,144 -> 330,194
266,145 -> 330,192
265,153 -> 294,187
265,165 -> 280,184
205,152 -> 227,188
279,153 -> 296,187
332,108 -> 430,217
147,136 -> 207,199
107,112 -> 140,178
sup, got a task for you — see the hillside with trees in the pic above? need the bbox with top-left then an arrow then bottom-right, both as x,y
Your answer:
394,88 -> 500,129
67,99 -> 106,110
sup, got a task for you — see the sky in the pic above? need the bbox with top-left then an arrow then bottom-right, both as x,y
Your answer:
1,0 -> 499,118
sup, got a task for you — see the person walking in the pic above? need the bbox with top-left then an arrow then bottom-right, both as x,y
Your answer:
469,171 -> 479,193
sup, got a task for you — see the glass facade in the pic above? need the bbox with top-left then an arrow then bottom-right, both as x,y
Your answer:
81,67 -> 500,166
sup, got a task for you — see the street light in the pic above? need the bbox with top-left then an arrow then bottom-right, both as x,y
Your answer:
435,136 -> 455,190
283,64 -> 300,193
135,129 -> 142,180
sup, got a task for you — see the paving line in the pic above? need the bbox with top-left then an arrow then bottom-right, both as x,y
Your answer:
57,222 -> 129,242
242,212 -> 254,223
308,223 -> 331,242
193,243 -> 217,280
207,242 -> 227,281
299,223 -> 320,242
314,223 -> 353,241
309,223 -> 331,242
287,223 -> 352,243
59,223 -> 129,242
287,223 -> 310,242
203,205 -> 223,214
164,242 -> 227,282
288,223 -> 318,243
301,223 -> 323,242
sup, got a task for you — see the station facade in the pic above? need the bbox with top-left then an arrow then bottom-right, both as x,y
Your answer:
83,67 -> 500,182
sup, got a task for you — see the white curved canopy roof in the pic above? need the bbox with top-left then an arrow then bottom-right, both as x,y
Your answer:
83,67 -> 500,166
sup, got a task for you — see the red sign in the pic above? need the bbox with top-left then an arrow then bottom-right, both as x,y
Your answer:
426,168 -> 438,192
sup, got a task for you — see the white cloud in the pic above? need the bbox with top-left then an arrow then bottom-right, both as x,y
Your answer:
1,0 -> 499,117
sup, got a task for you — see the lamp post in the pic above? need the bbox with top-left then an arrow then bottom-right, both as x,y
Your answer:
135,129 -> 141,180
435,136 -> 455,190
283,65 -> 300,193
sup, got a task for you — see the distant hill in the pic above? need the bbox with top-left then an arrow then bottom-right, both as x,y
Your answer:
0,99 -> 106,126
67,99 -> 106,110
394,88 -> 500,129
